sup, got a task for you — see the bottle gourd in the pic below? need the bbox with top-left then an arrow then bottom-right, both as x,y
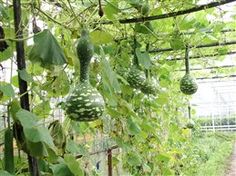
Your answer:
180,47 -> 198,95
65,29 -> 105,121
127,39 -> 156,95
4,128 -> 15,174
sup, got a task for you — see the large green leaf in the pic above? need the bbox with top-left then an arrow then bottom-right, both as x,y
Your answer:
15,109 -> 37,128
29,29 -> 67,68
15,109 -> 55,157
24,126 -> 54,148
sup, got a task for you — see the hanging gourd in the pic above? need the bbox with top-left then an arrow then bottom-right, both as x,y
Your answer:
65,29 -> 105,121
4,128 -> 15,174
186,105 -> 195,129
141,80 -> 157,95
127,66 -> 146,89
180,46 -> 198,95
127,38 -> 146,89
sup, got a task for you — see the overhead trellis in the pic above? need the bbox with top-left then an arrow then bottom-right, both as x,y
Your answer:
149,41 -> 236,53
101,0 -> 236,24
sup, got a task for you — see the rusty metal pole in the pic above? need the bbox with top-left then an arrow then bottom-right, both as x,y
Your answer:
12,0 -> 40,175
107,148 -> 112,176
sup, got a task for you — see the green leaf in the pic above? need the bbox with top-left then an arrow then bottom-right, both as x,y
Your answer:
64,154 -> 83,176
127,118 -> 141,135
29,29 -> 67,68
127,153 -> 142,166
0,43 -> 13,62
134,22 -> 153,34
15,109 -> 37,128
42,70 -> 70,97
156,154 -> 170,163
156,92 -> 169,105
0,170 -> 14,176
9,99 -> 21,120
0,82 -> 15,98
11,76 -> 19,88
100,49 -> 121,93
90,30 -> 113,45
66,139 -> 80,154
104,2 -> 119,20
24,126 -> 55,148
217,47 -> 228,55
15,109 -> 55,155
170,33 -> 185,50
27,62 -> 44,75
135,48 -> 151,69
26,140 -> 49,157
18,69 -> 34,82
0,4 -> 9,19
51,163 -> 74,176
33,101 -> 51,119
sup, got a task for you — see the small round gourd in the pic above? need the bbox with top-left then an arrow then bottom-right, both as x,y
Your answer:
180,74 -> 198,95
65,29 -> 105,121
127,66 -> 146,89
186,119 -> 195,129
140,81 -> 157,95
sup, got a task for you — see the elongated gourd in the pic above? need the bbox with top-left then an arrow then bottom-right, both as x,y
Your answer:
65,29 -> 105,121
180,47 -> 198,95
4,128 -> 15,174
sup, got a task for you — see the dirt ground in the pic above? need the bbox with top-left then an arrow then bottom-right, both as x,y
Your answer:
226,142 -> 236,176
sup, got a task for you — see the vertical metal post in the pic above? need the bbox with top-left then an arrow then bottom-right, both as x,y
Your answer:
212,113 -> 215,132
12,0 -> 39,175
107,148 -> 112,176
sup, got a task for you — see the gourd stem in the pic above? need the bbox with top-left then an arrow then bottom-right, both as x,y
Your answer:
188,105 -> 191,119
133,36 -> 139,67
80,61 -> 90,82
185,46 -> 190,74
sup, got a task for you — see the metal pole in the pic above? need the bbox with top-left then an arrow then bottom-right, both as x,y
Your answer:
12,0 -> 39,175
107,148 -> 112,176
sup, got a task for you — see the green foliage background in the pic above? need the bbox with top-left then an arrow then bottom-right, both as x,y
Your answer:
0,0 -> 236,175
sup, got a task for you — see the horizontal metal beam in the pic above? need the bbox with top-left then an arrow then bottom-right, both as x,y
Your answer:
178,65 -> 236,71
150,41 -> 236,53
196,74 -> 236,80
169,51 -> 236,61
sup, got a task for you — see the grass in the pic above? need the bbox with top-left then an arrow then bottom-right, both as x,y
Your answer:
182,132 -> 235,176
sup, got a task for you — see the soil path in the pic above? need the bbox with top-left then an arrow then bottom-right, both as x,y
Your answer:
226,142 -> 236,176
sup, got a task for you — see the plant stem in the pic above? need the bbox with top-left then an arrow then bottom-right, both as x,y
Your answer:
185,46 -> 190,74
